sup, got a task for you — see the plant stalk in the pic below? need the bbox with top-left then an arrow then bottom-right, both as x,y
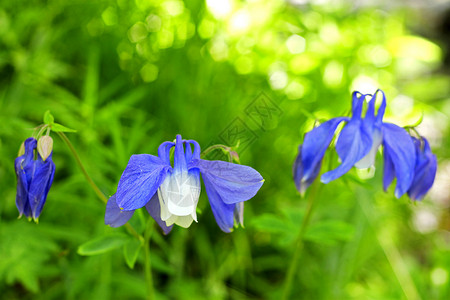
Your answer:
282,183 -> 320,300
57,131 -> 141,240
144,219 -> 155,300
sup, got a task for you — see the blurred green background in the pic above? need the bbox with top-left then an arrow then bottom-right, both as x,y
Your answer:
1,0 -> 449,299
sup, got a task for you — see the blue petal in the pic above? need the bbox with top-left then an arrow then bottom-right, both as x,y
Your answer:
293,145 -> 321,193
105,194 -> 135,227
174,134 -> 187,173
14,156 -> 30,217
301,117 -> 348,182
184,140 -> 193,163
144,193 -> 173,235
383,146 -> 395,191
195,159 -> 264,204
190,159 -> 262,232
117,154 -> 171,210
364,90 -> 386,127
28,153 -> 55,220
350,91 -> 366,119
321,118 -> 372,183
202,176 -> 235,232
374,90 -> 387,126
233,202 -> 244,227
382,123 -> 416,198
407,137 -> 437,201
14,138 -> 38,218
22,137 -> 37,166
158,141 -> 175,165
185,140 -> 201,163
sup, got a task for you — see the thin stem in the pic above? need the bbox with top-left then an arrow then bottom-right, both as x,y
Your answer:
144,219 -> 155,300
200,144 -> 230,158
57,131 -> 141,240
34,124 -> 48,140
282,183 -> 320,300
358,196 -> 422,300
57,132 -> 107,203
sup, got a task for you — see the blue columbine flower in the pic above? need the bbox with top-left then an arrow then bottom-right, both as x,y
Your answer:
15,137 -> 56,221
105,135 -> 264,233
405,136 -> 437,201
293,90 -> 416,198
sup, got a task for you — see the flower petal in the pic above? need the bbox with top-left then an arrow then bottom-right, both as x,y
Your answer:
185,140 -> 201,163
321,119 -> 372,183
301,117 -> 348,182
14,156 -> 30,217
374,90 -> 387,126
28,154 -> 55,220
14,138 -> 40,218
174,135 -> 187,173
383,146 -> 395,191
202,177 -> 235,232
234,202 -> 244,227
293,145 -> 321,194
407,137 -> 437,201
350,91 -> 366,119
158,168 -> 201,218
382,123 -> 416,198
195,159 -> 264,204
117,154 -> 171,210
158,141 -> 175,165
105,194 -> 135,227
145,193 -> 173,234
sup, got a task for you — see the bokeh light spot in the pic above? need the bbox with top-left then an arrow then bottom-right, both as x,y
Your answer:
431,268 -> 448,286
286,34 -> 306,54
128,22 -> 148,43
140,63 -> 159,82
206,0 -> 232,19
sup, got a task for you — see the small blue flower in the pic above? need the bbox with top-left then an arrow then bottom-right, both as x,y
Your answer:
294,90 -> 416,197
105,135 -> 264,233
406,137 -> 437,201
15,137 -> 55,221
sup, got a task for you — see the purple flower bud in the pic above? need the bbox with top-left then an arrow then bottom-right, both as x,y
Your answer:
15,137 -> 55,221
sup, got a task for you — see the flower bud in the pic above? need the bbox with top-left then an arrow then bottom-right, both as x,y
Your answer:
229,150 -> 240,163
37,136 -> 53,161
18,142 -> 25,157
15,137 -> 55,221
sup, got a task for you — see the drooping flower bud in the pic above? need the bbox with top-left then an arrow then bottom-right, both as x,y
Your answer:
18,142 -> 25,157
37,136 -> 53,161
229,150 -> 240,164
15,137 -> 55,221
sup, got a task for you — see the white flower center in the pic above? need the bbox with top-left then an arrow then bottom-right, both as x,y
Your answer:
158,170 -> 201,228
355,129 -> 382,169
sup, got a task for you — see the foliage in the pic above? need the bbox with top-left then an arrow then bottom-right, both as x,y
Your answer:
0,0 -> 449,299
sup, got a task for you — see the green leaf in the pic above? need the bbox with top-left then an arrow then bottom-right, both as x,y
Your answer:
51,122 -> 77,132
251,214 -> 294,234
123,239 -> 142,269
151,254 -> 175,275
0,222 -> 58,293
43,110 -> 54,125
305,220 -> 355,246
128,209 -> 146,235
77,234 -> 129,256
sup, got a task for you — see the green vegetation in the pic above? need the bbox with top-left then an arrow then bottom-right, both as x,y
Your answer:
0,0 -> 449,299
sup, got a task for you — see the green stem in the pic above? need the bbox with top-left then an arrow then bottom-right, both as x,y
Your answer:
282,184 -> 320,300
57,132 -> 107,203
34,124 -> 48,140
200,144 -> 230,158
358,196 -> 422,300
57,131 -> 141,240
144,219 -> 155,300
